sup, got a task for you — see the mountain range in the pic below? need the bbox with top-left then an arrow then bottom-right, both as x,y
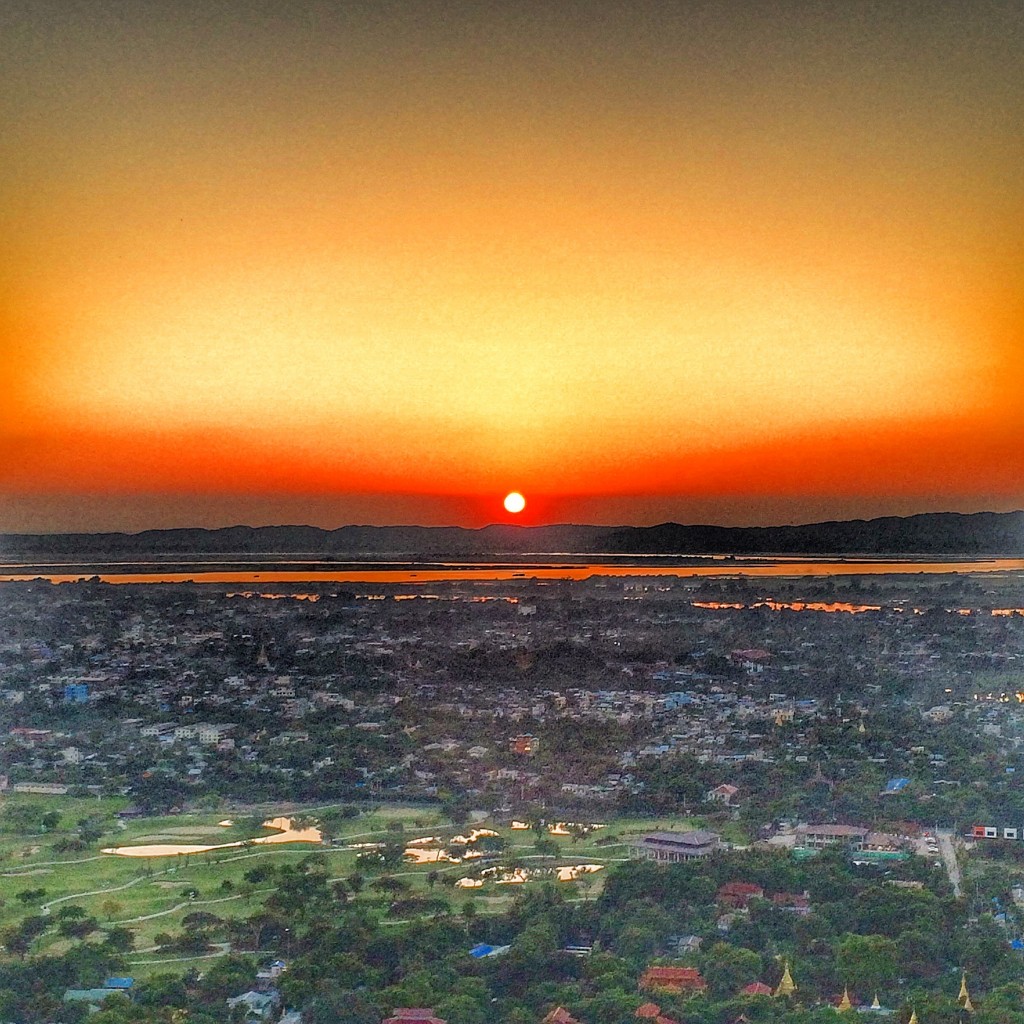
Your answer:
2,510 -> 1023,558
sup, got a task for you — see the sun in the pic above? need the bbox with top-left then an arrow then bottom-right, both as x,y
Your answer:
503,491 -> 526,514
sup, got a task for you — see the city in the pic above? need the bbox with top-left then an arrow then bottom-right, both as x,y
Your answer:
3,569 -> 1024,1022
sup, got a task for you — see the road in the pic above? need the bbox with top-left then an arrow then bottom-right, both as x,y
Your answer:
936,828 -> 962,897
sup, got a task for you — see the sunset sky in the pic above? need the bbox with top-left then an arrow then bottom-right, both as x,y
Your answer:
2,1 -> 1022,532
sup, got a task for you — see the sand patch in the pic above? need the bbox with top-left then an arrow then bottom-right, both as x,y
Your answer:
103,817 -> 322,858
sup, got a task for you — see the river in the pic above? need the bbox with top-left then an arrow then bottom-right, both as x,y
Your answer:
2,556 -> 1022,585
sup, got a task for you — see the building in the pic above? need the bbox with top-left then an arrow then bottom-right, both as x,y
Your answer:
383,1011 -> 448,1024
882,778 -> 910,795
771,892 -> 811,915
542,1009 -> 581,1024
794,824 -> 869,851
632,830 -> 721,862
509,734 -> 539,756
635,1003 -> 680,1024
706,783 -> 739,805
639,966 -> 708,995
730,649 -> 771,673
226,992 -> 279,1021
64,989 -> 121,1007
774,962 -> 797,998
717,881 -> 764,908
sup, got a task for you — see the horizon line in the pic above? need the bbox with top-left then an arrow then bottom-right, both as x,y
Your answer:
2,507 -> 1023,540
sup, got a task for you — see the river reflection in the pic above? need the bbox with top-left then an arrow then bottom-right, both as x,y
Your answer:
2,557 -> 1023,585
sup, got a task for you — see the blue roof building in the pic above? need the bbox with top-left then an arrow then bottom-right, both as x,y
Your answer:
469,943 -> 510,958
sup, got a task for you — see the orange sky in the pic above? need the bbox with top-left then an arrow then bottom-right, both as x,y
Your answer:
2,2 -> 1022,532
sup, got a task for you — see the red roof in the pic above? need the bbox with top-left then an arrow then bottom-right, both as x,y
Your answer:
543,1008 -> 581,1024
720,881 -> 763,896
741,982 -> 773,996
384,1011 -> 446,1024
771,892 -> 810,908
640,966 -> 707,992
636,1004 -> 662,1018
718,881 -> 765,906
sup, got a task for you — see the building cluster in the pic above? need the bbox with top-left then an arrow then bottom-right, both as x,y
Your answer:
1,575 -> 1023,819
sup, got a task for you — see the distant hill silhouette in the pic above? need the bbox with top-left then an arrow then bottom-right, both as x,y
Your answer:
601,511 -> 1024,555
2,511 -> 1023,557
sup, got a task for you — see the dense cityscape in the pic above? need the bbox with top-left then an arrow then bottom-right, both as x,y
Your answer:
3,568 -> 1024,1023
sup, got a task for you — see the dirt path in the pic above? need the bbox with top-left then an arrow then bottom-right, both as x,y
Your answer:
937,828 -> 962,897
112,891 -> 249,925
41,869 -> 175,913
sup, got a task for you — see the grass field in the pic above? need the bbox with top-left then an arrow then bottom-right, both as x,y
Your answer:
0,793 -> 731,976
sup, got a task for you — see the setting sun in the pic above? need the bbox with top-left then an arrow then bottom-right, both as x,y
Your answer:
504,492 -> 526,514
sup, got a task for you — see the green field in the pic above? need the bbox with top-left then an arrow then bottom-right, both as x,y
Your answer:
0,794 -> 730,977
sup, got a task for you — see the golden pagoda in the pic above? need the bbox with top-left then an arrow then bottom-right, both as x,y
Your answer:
958,971 -> 974,1012
870,994 -> 882,1010
837,987 -> 853,1012
773,961 -> 796,998
908,1011 -> 919,1024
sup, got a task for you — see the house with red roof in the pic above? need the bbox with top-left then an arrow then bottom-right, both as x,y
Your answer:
705,783 -> 740,806
771,891 -> 811,915
717,881 -> 764,908
542,1008 -> 582,1024
740,982 -> 773,997
634,1002 -> 679,1024
383,1010 -> 447,1024
639,966 -> 708,995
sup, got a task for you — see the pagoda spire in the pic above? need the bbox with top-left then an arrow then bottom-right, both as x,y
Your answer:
870,994 -> 882,1010
837,987 -> 853,1011
958,971 -> 974,1012
908,1011 -> 919,1024
773,961 -> 796,998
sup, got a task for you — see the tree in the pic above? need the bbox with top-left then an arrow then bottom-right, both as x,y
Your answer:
614,925 -> 658,963
59,915 -> 100,939
197,955 -> 257,1001
305,991 -> 381,1024
700,942 -> 762,999
568,824 -> 589,844
535,837 -> 559,859
104,926 -> 136,953
101,899 -> 124,921
896,929 -> 943,981
0,926 -> 30,958
436,994 -> 487,1024
836,933 -> 899,995
476,834 -> 506,854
